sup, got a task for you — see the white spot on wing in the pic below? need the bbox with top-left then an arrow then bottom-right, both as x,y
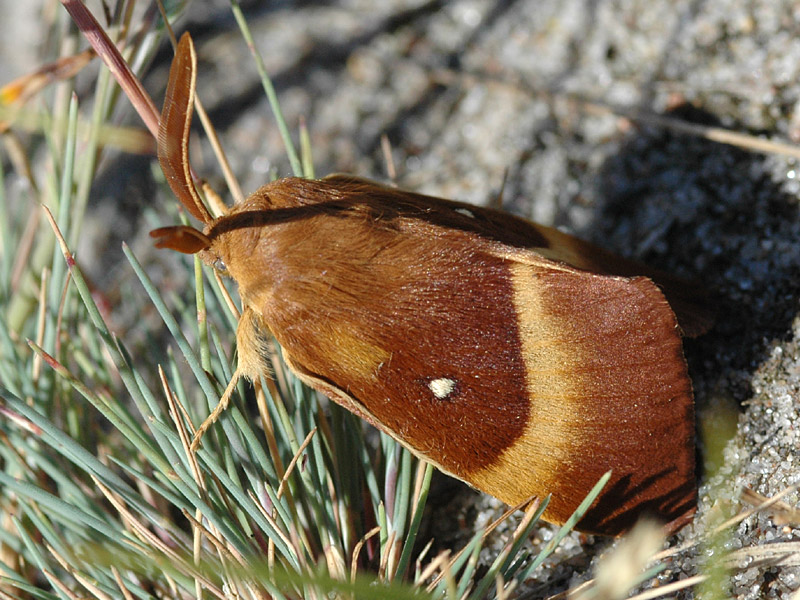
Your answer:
455,208 -> 475,218
429,377 -> 457,399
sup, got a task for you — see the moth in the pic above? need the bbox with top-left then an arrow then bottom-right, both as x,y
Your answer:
153,34 -> 710,536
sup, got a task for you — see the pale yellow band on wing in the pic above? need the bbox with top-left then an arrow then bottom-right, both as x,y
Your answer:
468,262 -> 585,505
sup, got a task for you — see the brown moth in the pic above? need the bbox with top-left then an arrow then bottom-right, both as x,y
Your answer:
153,34 -> 710,536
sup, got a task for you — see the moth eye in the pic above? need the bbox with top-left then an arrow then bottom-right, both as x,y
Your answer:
213,257 -> 229,275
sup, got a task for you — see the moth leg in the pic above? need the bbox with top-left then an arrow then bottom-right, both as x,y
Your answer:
190,306 -> 267,451
190,365 -> 243,452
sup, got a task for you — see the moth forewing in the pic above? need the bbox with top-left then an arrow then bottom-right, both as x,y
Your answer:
213,185 -> 697,535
